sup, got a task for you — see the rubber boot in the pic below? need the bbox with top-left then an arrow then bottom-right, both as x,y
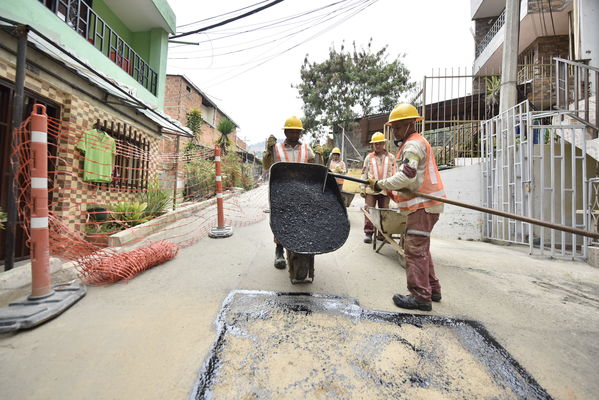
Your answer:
274,244 -> 286,269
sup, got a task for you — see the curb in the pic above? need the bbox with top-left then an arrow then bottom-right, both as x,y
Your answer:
0,258 -> 79,306
0,189 -> 246,305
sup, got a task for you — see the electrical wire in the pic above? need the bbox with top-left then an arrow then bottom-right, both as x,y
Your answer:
176,0 -> 271,28
168,1 -> 370,71
546,0 -> 556,36
169,2 -> 353,59
170,0 -> 286,39
200,0 -> 379,88
168,0 -> 366,62
168,0 -> 351,52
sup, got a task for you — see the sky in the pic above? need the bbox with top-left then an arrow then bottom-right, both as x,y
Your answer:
166,0 -> 474,146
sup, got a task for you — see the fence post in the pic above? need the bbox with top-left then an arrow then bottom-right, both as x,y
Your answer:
173,135 -> 180,211
209,146 -> 233,238
29,105 -> 53,299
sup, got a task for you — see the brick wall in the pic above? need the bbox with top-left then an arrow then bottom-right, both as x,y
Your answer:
518,36 -> 569,110
519,35 -> 569,64
164,75 -> 203,126
164,75 -> 246,151
0,51 -> 161,234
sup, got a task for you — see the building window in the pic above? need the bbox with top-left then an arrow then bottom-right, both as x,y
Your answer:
186,85 -> 192,93
94,119 -> 150,190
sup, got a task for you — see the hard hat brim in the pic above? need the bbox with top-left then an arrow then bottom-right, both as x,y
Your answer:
282,127 -> 304,131
386,115 -> 424,125
369,139 -> 387,143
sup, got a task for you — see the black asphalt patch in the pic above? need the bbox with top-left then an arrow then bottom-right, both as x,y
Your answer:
190,291 -> 551,399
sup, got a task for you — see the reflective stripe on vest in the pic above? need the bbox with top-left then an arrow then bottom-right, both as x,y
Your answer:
274,142 -> 309,163
392,134 -> 445,211
369,152 -> 391,180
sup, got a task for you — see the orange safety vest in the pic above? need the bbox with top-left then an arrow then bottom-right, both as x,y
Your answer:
390,133 -> 445,212
369,152 -> 392,180
274,142 -> 309,163
328,160 -> 346,185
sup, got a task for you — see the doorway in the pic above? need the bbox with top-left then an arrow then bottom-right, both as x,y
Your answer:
0,80 -> 60,265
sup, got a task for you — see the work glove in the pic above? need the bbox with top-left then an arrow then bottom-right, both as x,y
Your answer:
367,178 -> 380,191
334,166 -> 343,173
314,144 -> 323,155
266,135 -> 277,148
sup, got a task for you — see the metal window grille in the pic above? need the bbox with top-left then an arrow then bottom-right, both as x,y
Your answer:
39,0 -> 158,95
95,119 -> 150,191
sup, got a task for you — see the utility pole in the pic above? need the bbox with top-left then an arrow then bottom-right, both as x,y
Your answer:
499,0 -> 521,112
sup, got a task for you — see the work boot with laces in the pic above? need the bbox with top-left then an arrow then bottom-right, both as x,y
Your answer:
274,244 -> 286,269
364,233 -> 372,244
392,294 -> 432,311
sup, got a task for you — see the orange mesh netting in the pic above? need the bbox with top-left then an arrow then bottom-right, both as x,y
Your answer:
12,114 -> 267,285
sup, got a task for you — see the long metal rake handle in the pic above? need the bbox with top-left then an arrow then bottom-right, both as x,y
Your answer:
329,173 -> 599,240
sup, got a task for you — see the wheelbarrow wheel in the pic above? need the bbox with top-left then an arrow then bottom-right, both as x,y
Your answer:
287,251 -> 314,284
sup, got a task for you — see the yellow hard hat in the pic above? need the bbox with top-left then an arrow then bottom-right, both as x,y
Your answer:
331,147 -> 341,154
282,116 -> 304,130
387,103 -> 423,124
369,132 -> 387,143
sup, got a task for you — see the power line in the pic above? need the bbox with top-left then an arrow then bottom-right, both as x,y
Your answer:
201,0 -> 378,88
169,3 -> 349,59
168,0 -> 351,52
170,0 -> 286,39
176,0 -> 270,28
168,0 -> 364,62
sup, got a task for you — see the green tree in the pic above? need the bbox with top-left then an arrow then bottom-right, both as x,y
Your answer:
294,40 -> 414,139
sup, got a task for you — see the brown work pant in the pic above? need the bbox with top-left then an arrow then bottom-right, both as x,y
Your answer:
404,208 -> 440,303
364,194 -> 390,234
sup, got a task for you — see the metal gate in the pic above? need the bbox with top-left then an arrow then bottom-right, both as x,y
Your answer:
481,101 -> 590,259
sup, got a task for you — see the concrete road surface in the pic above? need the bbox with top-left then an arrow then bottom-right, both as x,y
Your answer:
1,198 -> 598,399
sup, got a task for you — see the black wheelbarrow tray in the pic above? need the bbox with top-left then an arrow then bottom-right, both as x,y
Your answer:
269,162 -> 350,255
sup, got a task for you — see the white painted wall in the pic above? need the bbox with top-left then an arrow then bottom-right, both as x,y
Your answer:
580,0 -> 599,68
433,164 -> 484,241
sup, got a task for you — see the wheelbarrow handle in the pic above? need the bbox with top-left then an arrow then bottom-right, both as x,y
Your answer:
328,173 -> 368,185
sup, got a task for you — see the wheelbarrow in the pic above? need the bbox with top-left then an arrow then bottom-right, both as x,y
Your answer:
269,162 -> 350,283
364,208 -> 407,267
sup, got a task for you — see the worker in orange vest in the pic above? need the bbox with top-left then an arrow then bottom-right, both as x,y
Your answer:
263,116 -> 323,269
368,104 -> 446,312
360,132 -> 395,243
327,147 -> 346,192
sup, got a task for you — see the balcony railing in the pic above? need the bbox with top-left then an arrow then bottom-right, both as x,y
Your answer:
555,57 -> 599,136
40,0 -> 158,95
475,9 -> 505,58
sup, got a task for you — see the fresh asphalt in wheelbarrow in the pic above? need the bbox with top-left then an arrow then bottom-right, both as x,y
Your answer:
269,163 -> 350,254
190,290 -> 551,400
